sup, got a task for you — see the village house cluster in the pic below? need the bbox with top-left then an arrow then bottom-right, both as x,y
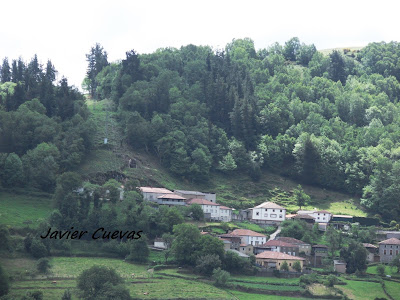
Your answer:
138,187 -> 400,272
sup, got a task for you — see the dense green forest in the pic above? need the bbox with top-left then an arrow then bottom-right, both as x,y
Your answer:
0,55 -> 94,192
1,39 -> 400,222
85,39 -> 400,220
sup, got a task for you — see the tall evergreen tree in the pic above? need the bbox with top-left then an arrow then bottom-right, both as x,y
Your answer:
1,58 -> 11,83
85,43 -> 108,98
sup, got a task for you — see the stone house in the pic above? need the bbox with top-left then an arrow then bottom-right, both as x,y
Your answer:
379,238 -> 400,263
255,251 -> 305,271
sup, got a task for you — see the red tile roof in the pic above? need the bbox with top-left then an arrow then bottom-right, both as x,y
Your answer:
230,229 -> 266,238
220,206 -> 232,210
157,193 -> 186,200
262,240 -> 298,247
277,237 -> 309,245
186,198 -> 219,206
379,238 -> 400,245
138,187 -> 173,194
256,251 -> 305,260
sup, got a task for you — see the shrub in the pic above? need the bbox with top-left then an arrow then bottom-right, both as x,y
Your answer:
212,267 -> 230,287
324,274 -> 338,287
376,264 -> 385,277
36,258 -> 51,274
196,254 -> 222,276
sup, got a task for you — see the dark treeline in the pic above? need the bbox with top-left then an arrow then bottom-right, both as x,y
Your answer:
0,55 -> 94,192
90,39 -> 400,220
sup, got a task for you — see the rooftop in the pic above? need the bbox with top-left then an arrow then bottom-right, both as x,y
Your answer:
312,244 -> 328,248
362,243 -> 377,249
157,193 -> 186,200
186,198 -> 219,206
174,190 -> 206,196
254,201 -> 285,210
277,237 -> 309,245
293,214 -> 315,220
256,251 -> 305,260
230,229 -> 267,238
220,206 -> 232,210
379,238 -> 400,245
261,240 -> 298,247
138,187 -> 173,194
227,249 -> 250,258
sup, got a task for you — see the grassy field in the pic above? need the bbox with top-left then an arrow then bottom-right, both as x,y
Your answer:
367,264 -> 398,276
337,279 -> 387,300
229,290 -> 314,300
385,280 -> 400,300
0,191 -> 53,228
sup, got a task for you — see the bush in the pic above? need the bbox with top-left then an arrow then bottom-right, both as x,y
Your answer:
36,258 -> 51,274
299,273 -> 319,285
196,254 -> 222,276
212,267 -> 230,287
30,239 -> 48,258
376,264 -> 385,277
324,274 -> 338,287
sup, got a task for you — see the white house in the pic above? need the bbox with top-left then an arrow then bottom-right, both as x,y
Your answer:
186,198 -> 232,222
249,202 -> 286,224
137,187 -> 173,202
297,210 -> 332,223
220,206 -> 233,222
230,229 -> 267,246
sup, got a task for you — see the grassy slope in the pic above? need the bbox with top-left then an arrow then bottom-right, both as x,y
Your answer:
0,191 -> 53,228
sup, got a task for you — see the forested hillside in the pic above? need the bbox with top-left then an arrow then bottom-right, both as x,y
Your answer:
0,56 -> 94,192
87,38 -> 400,220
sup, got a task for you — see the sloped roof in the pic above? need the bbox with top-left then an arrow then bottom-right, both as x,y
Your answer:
256,251 -> 305,260
175,190 -> 206,196
312,244 -> 328,248
277,237 -> 309,245
254,201 -> 285,210
157,193 -> 186,200
220,206 -> 232,210
316,210 -> 332,214
138,187 -> 173,194
379,238 -> 400,245
293,214 -> 315,220
230,229 -> 266,238
186,198 -> 219,206
362,243 -> 378,249
227,249 -> 250,258
262,240 -> 298,247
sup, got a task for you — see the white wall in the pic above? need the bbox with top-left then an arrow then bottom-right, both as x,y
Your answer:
252,208 -> 286,222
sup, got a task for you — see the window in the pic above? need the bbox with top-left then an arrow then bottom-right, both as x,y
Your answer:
289,263 -> 292,266
273,209 -> 275,212
256,212 -> 259,216
280,210 -> 282,212
384,250 -> 387,255
390,250 -> 393,255
271,214 -> 277,218
279,215 -> 282,218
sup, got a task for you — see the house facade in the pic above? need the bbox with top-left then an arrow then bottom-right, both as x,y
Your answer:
297,210 -> 332,223
276,237 -> 312,255
255,251 -> 305,271
249,202 -> 286,224
379,238 -> 400,263
256,240 -> 300,256
363,243 -> 379,263
186,198 -> 232,222
230,229 -> 267,246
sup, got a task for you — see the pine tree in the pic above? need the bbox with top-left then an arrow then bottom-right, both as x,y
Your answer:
1,58 -> 11,83
85,43 -> 108,98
